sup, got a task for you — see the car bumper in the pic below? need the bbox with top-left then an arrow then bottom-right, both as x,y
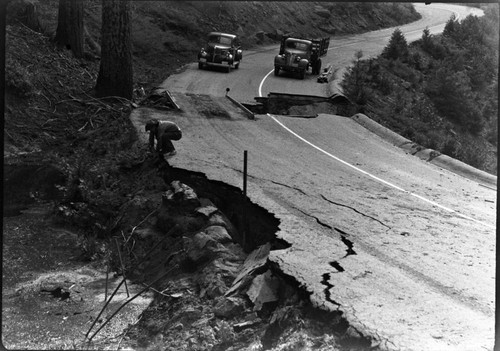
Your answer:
275,64 -> 304,72
199,58 -> 238,67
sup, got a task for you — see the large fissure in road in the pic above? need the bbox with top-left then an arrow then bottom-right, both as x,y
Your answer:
164,164 -> 286,253
160,161 -> 379,350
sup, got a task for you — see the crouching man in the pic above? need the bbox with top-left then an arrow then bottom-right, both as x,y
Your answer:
145,119 -> 182,157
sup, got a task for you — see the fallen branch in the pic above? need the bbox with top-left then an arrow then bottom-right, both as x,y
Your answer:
124,208 -> 159,245
36,78 -> 59,101
87,264 -> 179,342
84,278 -> 126,340
81,91 -> 122,112
77,121 -> 88,132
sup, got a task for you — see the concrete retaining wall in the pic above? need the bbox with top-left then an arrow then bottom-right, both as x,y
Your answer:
351,113 -> 497,188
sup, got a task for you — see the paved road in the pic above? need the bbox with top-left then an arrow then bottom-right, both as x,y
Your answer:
153,4 -> 495,350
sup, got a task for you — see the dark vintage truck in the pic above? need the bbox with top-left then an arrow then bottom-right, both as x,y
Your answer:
274,35 -> 330,79
197,32 -> 243,73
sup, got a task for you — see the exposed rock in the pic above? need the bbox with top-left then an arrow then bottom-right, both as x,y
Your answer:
195,205 -> 218,218
215,320 -> 235,343
199,272 -> 227,298
156,211 -> 205,234
184,235 -> 214,265
246,270 -> 279,311
213,296 -> 247,319
162,181 -> 200,211
225,243 -> 270,296
207,212 -> 238,239
233,318 -> 262,332
205,225 -> 233,244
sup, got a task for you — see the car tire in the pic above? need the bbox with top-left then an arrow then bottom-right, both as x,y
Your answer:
235,62 -> 240,69
198,62 -> 204,69
225,66 -> 230,73
274,67 -> 280,76
299,70 -> 305,80
315,59 -> 322,75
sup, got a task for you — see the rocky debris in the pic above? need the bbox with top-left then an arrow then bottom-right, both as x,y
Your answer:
139,88 -> 177,110
247,270 -> 280,311
225,243 -> 271,297
214,296 -> 247,318
119,181 -> 362,350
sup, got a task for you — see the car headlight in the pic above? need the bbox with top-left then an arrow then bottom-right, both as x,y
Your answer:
296,56 -> 301,62
228,54 -> 233,59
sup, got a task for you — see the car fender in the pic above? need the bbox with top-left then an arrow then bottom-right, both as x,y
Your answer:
274,55 -> 285,65
299,59 -> 309,69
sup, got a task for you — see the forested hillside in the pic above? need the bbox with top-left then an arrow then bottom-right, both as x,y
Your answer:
27,1 -> 421,86
341,5 -> 499,175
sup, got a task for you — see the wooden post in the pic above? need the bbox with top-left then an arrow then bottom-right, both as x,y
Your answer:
243,150 -> 248,198
243,151 -> 248,250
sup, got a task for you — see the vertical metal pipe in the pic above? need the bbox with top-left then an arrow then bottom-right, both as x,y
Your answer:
243,150 -> 248,198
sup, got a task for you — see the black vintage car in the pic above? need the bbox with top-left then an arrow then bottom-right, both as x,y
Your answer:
198,32 -> 243,72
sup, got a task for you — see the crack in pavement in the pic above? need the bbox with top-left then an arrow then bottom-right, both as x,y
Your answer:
321,273 -> 341,308
329,261 -> 345,272
321,194 -> 391,230
294,208 -> 358,258
335,228 -> 357,257
269,180 -> 308,196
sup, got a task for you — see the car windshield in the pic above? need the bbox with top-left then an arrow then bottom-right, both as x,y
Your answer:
208,35 -> 233,45
285,40 -> 310,51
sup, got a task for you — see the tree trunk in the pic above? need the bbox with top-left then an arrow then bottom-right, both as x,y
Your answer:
84,25 -> 101,57
55,0 -> 69,47
55,0 -> 84,58
95,0 -> 133,100
7,0 -> 43,32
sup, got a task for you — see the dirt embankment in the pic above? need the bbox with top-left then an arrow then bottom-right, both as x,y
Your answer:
4,2 -> 421,350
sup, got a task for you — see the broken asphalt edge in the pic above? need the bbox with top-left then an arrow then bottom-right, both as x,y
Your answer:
225,94 -> 256,120
351,113 -> 497,188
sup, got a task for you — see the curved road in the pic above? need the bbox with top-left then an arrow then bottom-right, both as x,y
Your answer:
150,4 -> 494,350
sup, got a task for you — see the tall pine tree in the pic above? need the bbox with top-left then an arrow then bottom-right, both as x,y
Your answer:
382,28 -> 409,61
95,0 -> 133,99
55,0 -> 84,58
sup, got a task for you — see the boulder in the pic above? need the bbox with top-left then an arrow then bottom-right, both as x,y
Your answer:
213,296 -> 246,318
225,243 -> 270,296
205,225 -> 233,244
246,270 -> 279,311
162,181 -> 200,211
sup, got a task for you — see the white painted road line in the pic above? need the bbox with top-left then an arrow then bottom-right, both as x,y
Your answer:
258,70 -> 495,230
